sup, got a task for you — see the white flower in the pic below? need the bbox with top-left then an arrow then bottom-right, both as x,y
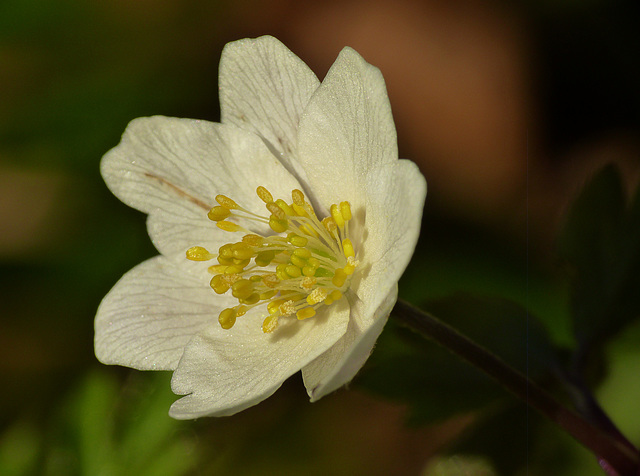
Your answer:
95,36 -> 426,419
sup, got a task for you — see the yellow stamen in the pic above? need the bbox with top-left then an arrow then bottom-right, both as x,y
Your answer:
256,186 -> 273,204
332,268 -> 348,288
216,195 -> 239,209
186,246 -> 213,261
262,314 -> 279,333
330,204 -> 344,227
210,275 -> 230,294
292,189 -> 305,206
269,216 -> 288,233
307,288 -> 327,305
218,308 -> 237,329
189,191 -> 358,331
276,199 -> 295,216
266,202 -> 285,219
297,307 -> 316,320
287,233 -> 308,247
342,239 -> 355,258
208,206 -> 231,221
217,221 -> 241,232
340,201 -> 352,221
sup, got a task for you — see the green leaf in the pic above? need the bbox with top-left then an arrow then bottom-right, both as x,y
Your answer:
559,164 -> 640,355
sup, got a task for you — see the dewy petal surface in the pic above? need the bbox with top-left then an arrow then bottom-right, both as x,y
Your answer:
219,36 -> 319,180
169,300 -> 350,419
101,116 -> 302,260
95,256 -> 233,370
297,46 -> 398,213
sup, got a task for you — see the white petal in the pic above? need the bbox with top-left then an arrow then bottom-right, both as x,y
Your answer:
169,301 -> 350,419
219,36 -> 319,180
357,160 -> 426,320
101,116 -> 302,259
95,256 -> 231,370
302,286 -> 397,400
297,46 -> 398,212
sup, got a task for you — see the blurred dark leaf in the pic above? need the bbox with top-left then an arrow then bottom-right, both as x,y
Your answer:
359,295 -> 557,425
559,164 -> 640,356
39,371 -> 198,476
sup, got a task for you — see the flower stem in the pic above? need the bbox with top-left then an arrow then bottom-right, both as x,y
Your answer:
391,299 -> 639,476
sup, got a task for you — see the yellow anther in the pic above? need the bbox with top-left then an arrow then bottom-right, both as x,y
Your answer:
250,275 -> 263,282
343,263 -> 355,275
236,305 -> 248,317
276,264 -> 288,281
301,277 -> 317,290
218,243 -> 233,257
224,274 -> 241,286
324,290 -> 343,306
308,257 -> 320,267
342,238 -> 355,258
297,307 -> 316,320
231,279 -> 254,299
307,288 -> 327,305
276,199 -> 295,216
268,299 -> 286,315
255,250 -> 276,267
217,221 -> 241,232
287,233 -> 308,247
332,268 -> 348,288
302,265 -> 317,277
208,264 -> 228,274
240,293 -> 260,305
207,206 -> 230,222
266,202 -> 285,220
280,300 -> 296,316
256,186 -> 273,204
186,246 -> 213,261
216,195 -> 239,209
217,256 -> 233,265
285,265 -> 302,278
293,248 -> 312,259
242,234 -> 263,246
232,257 -> 250,268
340,201 -> 352,221
292,189 -> 305,206
210,275 -> 230,294
232,242 -> 254,260
263,274 -> 279,288
322,217 -> 337,235
290,254 -> 306,268
269,216 -> 288,233
223,265 -> 243,276
330,203 -> 345,227
218,308 -> 237,329
262,314 -> 279,333
292,203 -> 308,217
259,290 -> 276,300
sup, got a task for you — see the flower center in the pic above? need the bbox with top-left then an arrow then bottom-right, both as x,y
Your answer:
186,187 -> 358,333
